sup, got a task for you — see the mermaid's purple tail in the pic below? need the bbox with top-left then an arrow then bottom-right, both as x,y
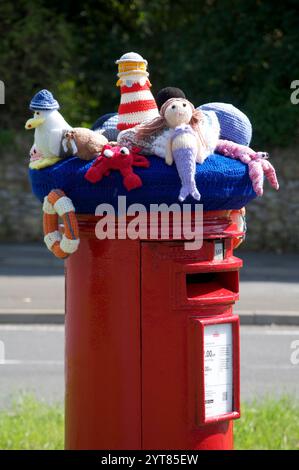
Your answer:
173,147 -> 201,202
178,181 -> 201,202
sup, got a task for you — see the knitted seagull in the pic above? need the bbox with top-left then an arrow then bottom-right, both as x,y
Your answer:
25,89 -> 72,170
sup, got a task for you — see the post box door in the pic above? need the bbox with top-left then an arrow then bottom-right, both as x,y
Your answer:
141,241 -> 238,450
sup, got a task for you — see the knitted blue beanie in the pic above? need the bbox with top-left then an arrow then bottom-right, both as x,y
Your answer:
199,102 -> 252,146
29,89 -> 60,111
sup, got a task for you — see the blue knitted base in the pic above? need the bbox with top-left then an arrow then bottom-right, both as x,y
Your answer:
29,153 -> 256,213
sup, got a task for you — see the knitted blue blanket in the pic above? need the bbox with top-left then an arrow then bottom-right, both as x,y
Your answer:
29,153 -> 256,213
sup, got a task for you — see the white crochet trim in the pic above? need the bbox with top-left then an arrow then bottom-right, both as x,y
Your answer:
60,234 -> 80,254
120,90 -> 154,104
117,71 -> 149,80
62,137 -> 69,153
44,231 -> 61,250
62,137 -> 78,155
200,110 -> 220,155
118,109 -> 159,125
119,75 -> 148,86
70,139 -> 78,154
54,197 -> 75,217
152,130 -> 171,158
43,197 -> 56,215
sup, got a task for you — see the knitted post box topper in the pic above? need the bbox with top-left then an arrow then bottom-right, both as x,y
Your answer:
136,98 -> 208,202
85,144 -> 150,191
116,52 -> 159,131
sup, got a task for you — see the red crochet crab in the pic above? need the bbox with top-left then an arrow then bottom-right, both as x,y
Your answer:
85,144 -> 150,191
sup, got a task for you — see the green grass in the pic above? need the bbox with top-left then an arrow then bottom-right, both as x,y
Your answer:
0,395 -> 298,450
235,396 -> 299,450
0,396 -> 64,450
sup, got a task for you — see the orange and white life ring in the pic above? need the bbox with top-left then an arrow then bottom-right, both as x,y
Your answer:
43,189 -> 80,259
230,208 -> 246,249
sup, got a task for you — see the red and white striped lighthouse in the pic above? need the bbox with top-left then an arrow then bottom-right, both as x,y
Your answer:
116,52 -> 159,131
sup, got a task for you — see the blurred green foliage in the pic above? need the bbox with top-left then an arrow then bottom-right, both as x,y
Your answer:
0,0 -> 298,147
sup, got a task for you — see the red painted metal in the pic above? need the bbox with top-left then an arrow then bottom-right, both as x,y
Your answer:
65,210 -> 243,450
65,237 -> 142,450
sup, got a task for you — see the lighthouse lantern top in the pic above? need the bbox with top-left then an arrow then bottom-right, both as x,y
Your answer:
115,52 -> 148,65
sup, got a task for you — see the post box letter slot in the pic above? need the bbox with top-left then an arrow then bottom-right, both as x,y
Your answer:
186,271 -> 239,303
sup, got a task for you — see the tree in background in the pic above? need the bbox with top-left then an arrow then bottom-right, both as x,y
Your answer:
0,1 -> 75,129
0,0 -> 298,147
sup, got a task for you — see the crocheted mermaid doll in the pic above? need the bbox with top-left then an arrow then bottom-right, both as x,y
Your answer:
167,124 -> 201,201
136,98 -> 208,201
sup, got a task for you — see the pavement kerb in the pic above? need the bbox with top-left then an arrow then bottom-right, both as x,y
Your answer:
0,311 -> 298,326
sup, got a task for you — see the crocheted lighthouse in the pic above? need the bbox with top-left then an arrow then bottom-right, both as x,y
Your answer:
116,52 -> 159,131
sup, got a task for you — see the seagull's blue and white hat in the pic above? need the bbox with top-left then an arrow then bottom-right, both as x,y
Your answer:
29,89 -> 60,111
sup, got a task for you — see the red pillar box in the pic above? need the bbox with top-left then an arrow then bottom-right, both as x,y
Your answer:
65,210 -> 242,450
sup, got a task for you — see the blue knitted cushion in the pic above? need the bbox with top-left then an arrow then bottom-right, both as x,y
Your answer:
199,103 -> 252,146
92,113 -> 119,141
29,153 -> 256,213
91,113 -> 118,131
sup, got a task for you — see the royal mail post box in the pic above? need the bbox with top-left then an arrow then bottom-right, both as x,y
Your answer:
65,210 -> 242,450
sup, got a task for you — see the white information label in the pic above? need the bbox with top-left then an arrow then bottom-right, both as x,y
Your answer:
204,323 -> 233,418
214,240 -> 224,260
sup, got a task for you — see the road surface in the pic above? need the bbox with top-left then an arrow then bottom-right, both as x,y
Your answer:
0,246 -> 298,318
0,324 -> 298,408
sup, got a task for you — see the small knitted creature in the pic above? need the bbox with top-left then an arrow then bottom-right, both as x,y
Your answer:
216,140 -> 279,196
25,89 -> 72,169
29,144 -> 43,164
85,145 -> 150,191
62,128 -> 108,160
137,98 -> 208,201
